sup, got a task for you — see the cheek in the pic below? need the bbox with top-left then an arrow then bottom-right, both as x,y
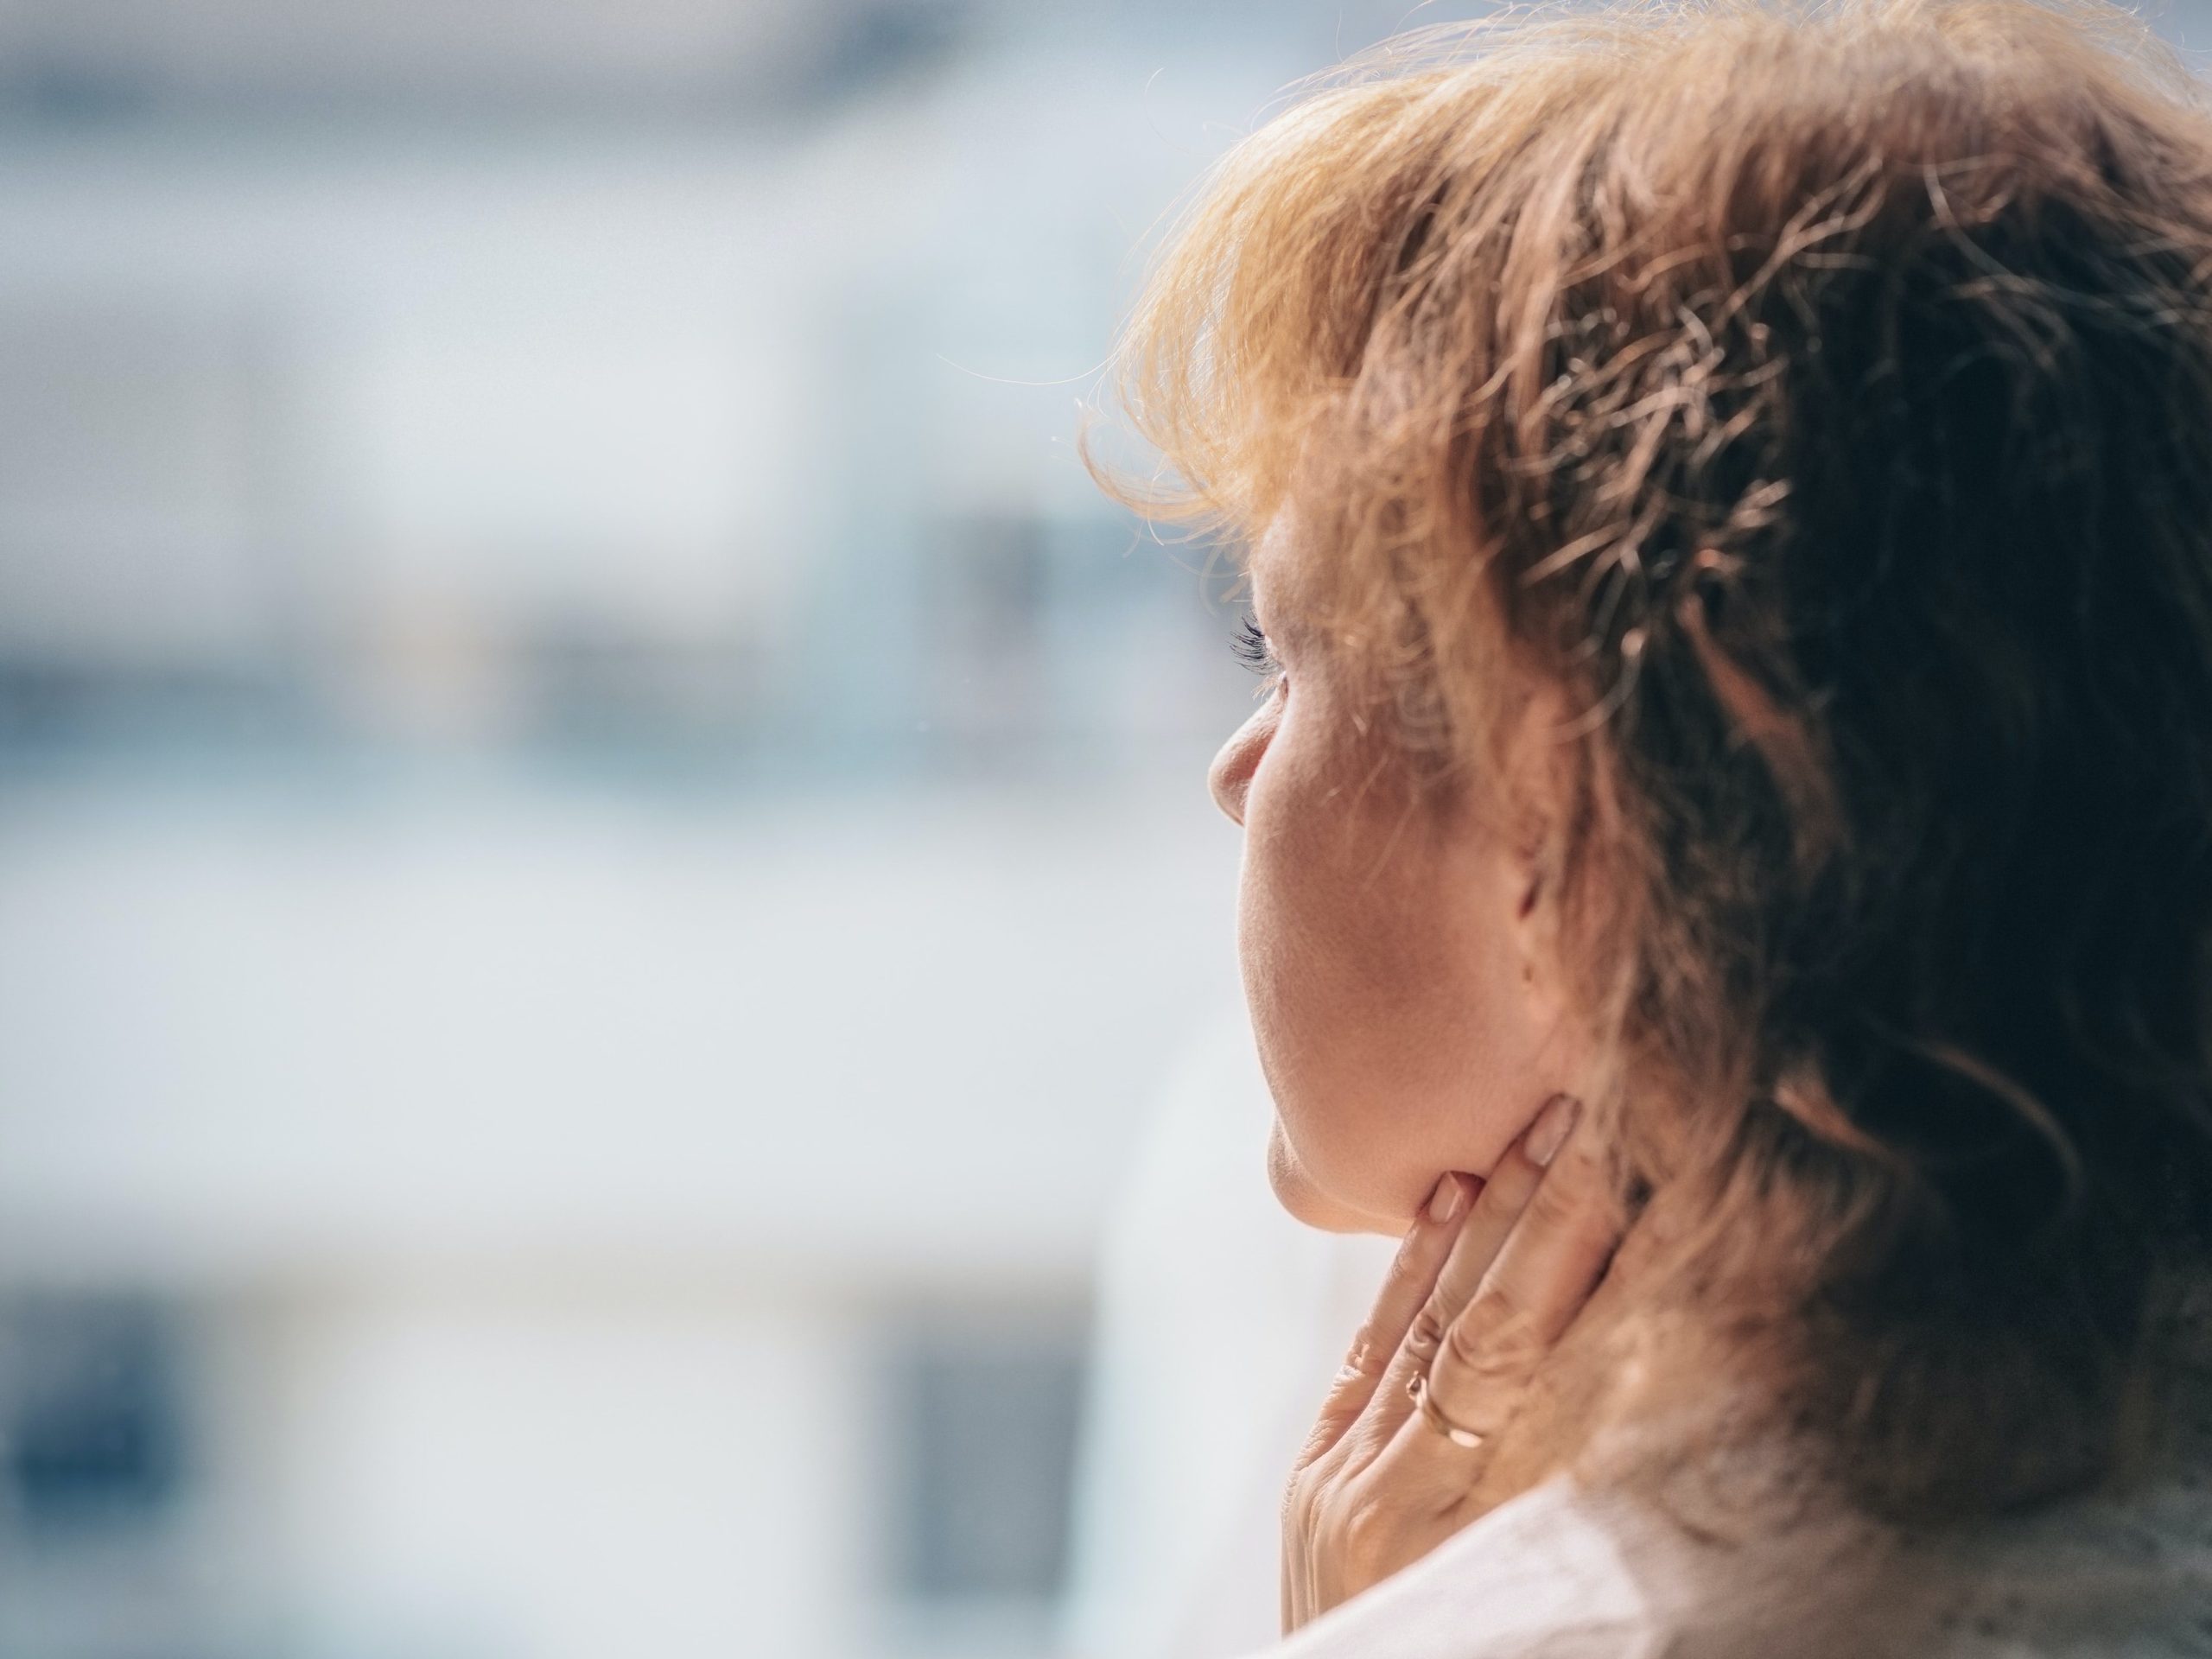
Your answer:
1237,713 -> 1557,1223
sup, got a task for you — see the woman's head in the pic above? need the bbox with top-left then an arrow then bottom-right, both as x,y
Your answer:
1105,0 -> 2212,1516
1207,504 -> 1595,1233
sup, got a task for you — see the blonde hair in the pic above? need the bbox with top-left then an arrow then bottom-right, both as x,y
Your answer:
1099,0 -> 2212,1522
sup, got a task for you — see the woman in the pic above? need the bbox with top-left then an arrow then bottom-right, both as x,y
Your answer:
1096,1 -> 2212,1651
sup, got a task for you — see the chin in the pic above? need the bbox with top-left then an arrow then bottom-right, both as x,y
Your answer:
1266,1120 -> 1408,1236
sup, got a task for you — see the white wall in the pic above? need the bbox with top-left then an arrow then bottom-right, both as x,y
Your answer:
254,1284 -> 864,1659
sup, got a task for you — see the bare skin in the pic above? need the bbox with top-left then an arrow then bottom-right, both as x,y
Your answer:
1209,511 -> 1632,1629
1209,516 -> 1590,1233
1280,1097 -> 1628,1629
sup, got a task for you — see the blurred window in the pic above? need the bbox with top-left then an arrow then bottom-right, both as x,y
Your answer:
922,511 -> 1052,748
0,1296 -> 183,1528
882,1317 -> 1086,1608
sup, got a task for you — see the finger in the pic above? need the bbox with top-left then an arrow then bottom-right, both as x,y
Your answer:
1370,1093 -> 1581,1438
1423,1109 -> 1623,1443
1300,1172 -> 1477,1463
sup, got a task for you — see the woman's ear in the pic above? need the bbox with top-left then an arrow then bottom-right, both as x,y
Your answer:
1516,854 -> 1546,923
1512,835 -> 1556,993
1500,681 -> 1574,974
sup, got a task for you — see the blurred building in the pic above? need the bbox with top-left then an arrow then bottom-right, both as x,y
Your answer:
0,3 -> 1360,1656
2,3 -> 2209,1658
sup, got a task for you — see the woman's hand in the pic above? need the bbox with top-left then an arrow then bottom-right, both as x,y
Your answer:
1281,1092 -> 1625,1633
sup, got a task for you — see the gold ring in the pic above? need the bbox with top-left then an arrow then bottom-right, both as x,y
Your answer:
1407,1369 -> 1489,1451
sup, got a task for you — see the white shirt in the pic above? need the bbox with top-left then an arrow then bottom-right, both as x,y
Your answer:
1261,1315 -> 2212,1659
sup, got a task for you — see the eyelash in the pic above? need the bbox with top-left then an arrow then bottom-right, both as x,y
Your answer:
1233,614 -> 1284,687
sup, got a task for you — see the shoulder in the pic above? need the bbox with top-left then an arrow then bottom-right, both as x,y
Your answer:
1247,1439 -> 2212,1659
1249,1286 -> 2212,1659
1249,1465 -> 1913,1659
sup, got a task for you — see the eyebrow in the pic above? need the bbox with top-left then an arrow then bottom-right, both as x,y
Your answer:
1244,543 -> 1313,658
1245,563 -> 1274,625
1245,520 -> 1294,638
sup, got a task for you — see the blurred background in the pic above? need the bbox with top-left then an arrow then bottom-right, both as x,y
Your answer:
0,3 -> 2203,1657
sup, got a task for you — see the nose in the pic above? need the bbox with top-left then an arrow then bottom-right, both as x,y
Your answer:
1208,702 -> 1276,826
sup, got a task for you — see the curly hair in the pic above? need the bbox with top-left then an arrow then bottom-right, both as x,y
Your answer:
1096,0 -> 2212,1523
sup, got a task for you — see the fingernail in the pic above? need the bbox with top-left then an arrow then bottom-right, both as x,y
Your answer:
1524,1094 -> 1580,1168
1426,1173 -> 1468,1224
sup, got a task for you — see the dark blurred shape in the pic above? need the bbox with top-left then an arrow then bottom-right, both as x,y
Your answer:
0,1296 -> 183,1528
883,1313 -> 1087,1607
0,0 -> 974,127
814,2 -> 970,104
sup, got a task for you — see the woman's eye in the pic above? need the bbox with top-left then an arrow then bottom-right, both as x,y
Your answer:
1232,614 -> 1284,692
